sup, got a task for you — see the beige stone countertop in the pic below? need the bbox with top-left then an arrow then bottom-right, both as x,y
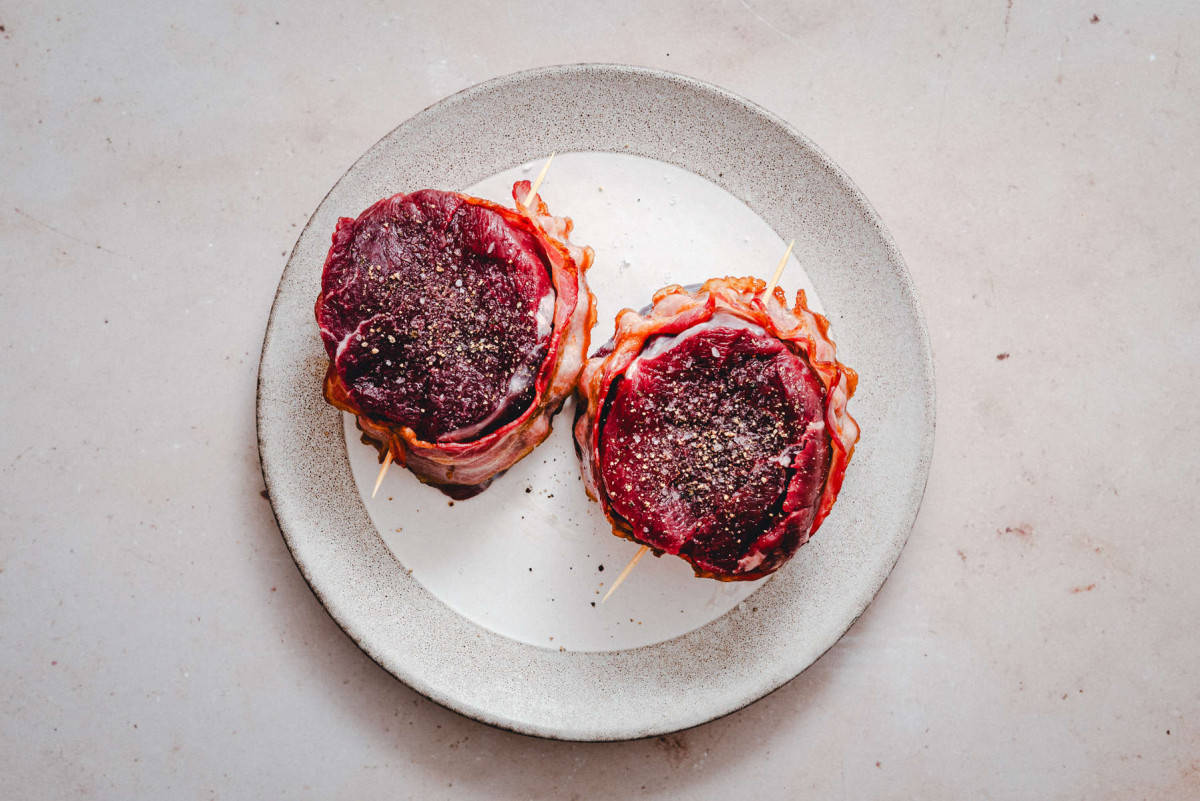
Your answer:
2,1 -> 1197,798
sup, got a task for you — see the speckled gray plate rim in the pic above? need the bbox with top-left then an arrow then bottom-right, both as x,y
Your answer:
256,63 -> 935,741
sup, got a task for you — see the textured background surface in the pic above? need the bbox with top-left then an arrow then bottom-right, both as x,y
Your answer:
2,1 -> 1197,798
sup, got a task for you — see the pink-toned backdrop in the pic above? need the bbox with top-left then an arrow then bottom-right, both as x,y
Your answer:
2,1 -> 1197,797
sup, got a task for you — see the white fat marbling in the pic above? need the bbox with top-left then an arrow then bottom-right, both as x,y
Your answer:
626,312 -> 770,380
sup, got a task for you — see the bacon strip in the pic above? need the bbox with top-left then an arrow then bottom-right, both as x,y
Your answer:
574,277 -> 859,578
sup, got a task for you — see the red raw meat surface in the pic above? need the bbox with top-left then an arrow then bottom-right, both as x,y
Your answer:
317,189 -> 553,443
598,324 -> 830,577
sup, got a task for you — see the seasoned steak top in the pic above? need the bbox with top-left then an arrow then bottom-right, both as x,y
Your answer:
317,189 -> 554,443
598,317 -> 830,576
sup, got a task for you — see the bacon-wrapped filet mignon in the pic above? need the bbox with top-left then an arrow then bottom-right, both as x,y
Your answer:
316,182 -> 595,499
574,277 -> 858,580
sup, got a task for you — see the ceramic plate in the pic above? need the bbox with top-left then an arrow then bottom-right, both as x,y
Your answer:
257,64 -> 934,741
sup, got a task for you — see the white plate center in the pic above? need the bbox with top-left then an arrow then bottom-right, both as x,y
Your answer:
344,152 -> 823,651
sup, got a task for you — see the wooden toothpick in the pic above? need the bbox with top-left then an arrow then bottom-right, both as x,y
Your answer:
602,544 -> 649,603
523,151 -> 556,207
371,448 -> 394,499
763,239 -> 795,299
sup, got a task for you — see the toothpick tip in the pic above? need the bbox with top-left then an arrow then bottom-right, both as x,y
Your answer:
371,449 -> 394,498
763,239 -> 795,298
601,544 -> 649,603
523,151 -> 557,207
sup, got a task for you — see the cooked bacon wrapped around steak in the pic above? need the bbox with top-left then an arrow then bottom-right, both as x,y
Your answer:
316,182 -> 595,499
574,277 -> 858,580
